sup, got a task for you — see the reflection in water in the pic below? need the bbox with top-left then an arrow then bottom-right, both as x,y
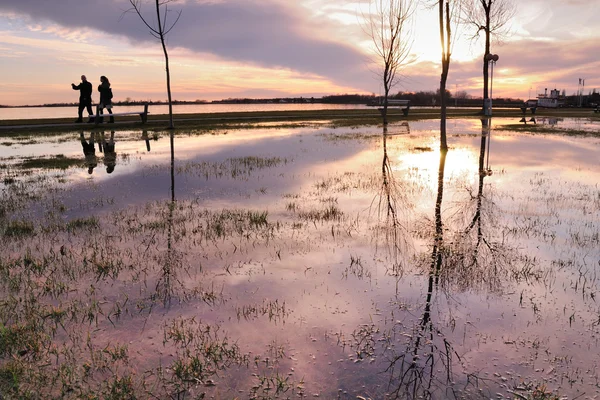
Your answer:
383,120 -> 517,397
519,116 -> 536,124
441,119 -> 511,294
465,119 -> 493,243
3,119 -> 598,398
154,131 -> 178,306
536,116 -> 562,126
80,131 -> 98,174
375,125 -> 411,275
384,146 -> 451,399
100,131 -> 117,174
141,130 -> 153,152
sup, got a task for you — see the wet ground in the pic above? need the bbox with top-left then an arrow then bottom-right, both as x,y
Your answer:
0,118 -> 599,399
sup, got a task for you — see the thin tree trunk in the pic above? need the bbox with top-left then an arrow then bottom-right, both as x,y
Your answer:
439,1 -> 450,151
155,0 -> 174,129
383,87 -> 389,126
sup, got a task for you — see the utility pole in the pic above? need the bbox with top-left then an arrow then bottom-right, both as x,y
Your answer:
578,78 -> 586,107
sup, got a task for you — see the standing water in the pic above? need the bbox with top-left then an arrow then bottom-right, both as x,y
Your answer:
0,118 -> 598,399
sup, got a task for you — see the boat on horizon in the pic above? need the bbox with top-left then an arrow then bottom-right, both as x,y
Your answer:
526,88 -> 565,108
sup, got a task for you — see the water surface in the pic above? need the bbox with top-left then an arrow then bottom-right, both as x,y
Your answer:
0,118 -> 598,399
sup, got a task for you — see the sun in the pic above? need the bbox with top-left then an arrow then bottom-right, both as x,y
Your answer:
410,8 -> 481,64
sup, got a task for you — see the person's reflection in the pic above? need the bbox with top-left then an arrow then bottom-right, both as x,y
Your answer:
80,131 -> 98,174
101,131 -> 117,173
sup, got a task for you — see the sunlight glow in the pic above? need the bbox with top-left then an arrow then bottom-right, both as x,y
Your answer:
397,145 -> 478,193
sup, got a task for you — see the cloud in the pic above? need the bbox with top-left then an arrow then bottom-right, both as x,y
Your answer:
2,0 -> 599,104
491,38 -> 600,95
0,0 -> 373,91
512,0 -> 600,40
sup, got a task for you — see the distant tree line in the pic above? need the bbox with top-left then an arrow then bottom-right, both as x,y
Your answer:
213,97 -> 316,104
5,89 -> 598,109
322,91 -> 526,107
563,89 -> 599,107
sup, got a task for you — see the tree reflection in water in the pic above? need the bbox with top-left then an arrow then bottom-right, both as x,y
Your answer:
381,119 -> 516,398
154,131 -> 180,306
383,145 -> 453,400
373,124 -> 412,277
441,118 -> 512,293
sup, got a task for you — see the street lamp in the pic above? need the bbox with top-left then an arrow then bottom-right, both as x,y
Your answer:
484,53 -> 499,116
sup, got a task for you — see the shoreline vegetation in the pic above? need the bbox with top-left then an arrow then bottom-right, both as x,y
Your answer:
1,93 -> 512,108
2,91 -> 599,109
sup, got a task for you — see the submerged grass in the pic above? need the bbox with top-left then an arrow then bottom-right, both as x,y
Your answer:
16,154 -> 83,170
178,156 -> 289,179
65,216 -> 100,232
498,123 -> 600,136
3,220 -> 35,238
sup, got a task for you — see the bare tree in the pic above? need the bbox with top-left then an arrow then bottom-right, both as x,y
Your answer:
462,0 -> 515,107
437,0 -> 453,151
364,0 -> 415,126
124,0 -> 181,129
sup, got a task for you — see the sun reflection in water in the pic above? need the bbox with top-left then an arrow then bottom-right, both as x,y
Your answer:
396,143 -> 478,191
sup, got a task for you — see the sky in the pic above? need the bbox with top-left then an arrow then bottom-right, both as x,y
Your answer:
0,0 -> 598,106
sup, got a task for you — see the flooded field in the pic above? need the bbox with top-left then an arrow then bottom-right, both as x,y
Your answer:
0,118 -> 599,399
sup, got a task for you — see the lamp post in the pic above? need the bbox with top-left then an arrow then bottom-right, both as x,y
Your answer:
484,53 -> 499,116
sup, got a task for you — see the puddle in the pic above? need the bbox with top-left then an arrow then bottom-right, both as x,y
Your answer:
0,118 -> 599,399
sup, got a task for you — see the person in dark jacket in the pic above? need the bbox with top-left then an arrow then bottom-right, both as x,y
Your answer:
71,75 -> 94,123
96,76 -> 114,123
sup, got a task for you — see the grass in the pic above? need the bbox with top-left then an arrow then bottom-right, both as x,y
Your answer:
16,154 -> 84,170
164,317 -> 247,395
3,220 -> 35,238
509,384 -> 562,400
235,299 -> 288,322
297,203 -> 344,222
66,216 -> 100,232
178,156 -> 288,179
498,123 -> 600,136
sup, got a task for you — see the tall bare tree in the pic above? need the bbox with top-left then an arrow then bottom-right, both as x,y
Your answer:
437,0 -> 453,151
364,0 -> 415,126
462,0 -> 515,107
125,0 -> 181,129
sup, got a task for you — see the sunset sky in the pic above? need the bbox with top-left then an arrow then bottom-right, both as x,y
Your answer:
0,0 -> 598,106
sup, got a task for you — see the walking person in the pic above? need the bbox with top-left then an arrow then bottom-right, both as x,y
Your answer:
97,76 -> 114,123
71,75 -> 94,123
